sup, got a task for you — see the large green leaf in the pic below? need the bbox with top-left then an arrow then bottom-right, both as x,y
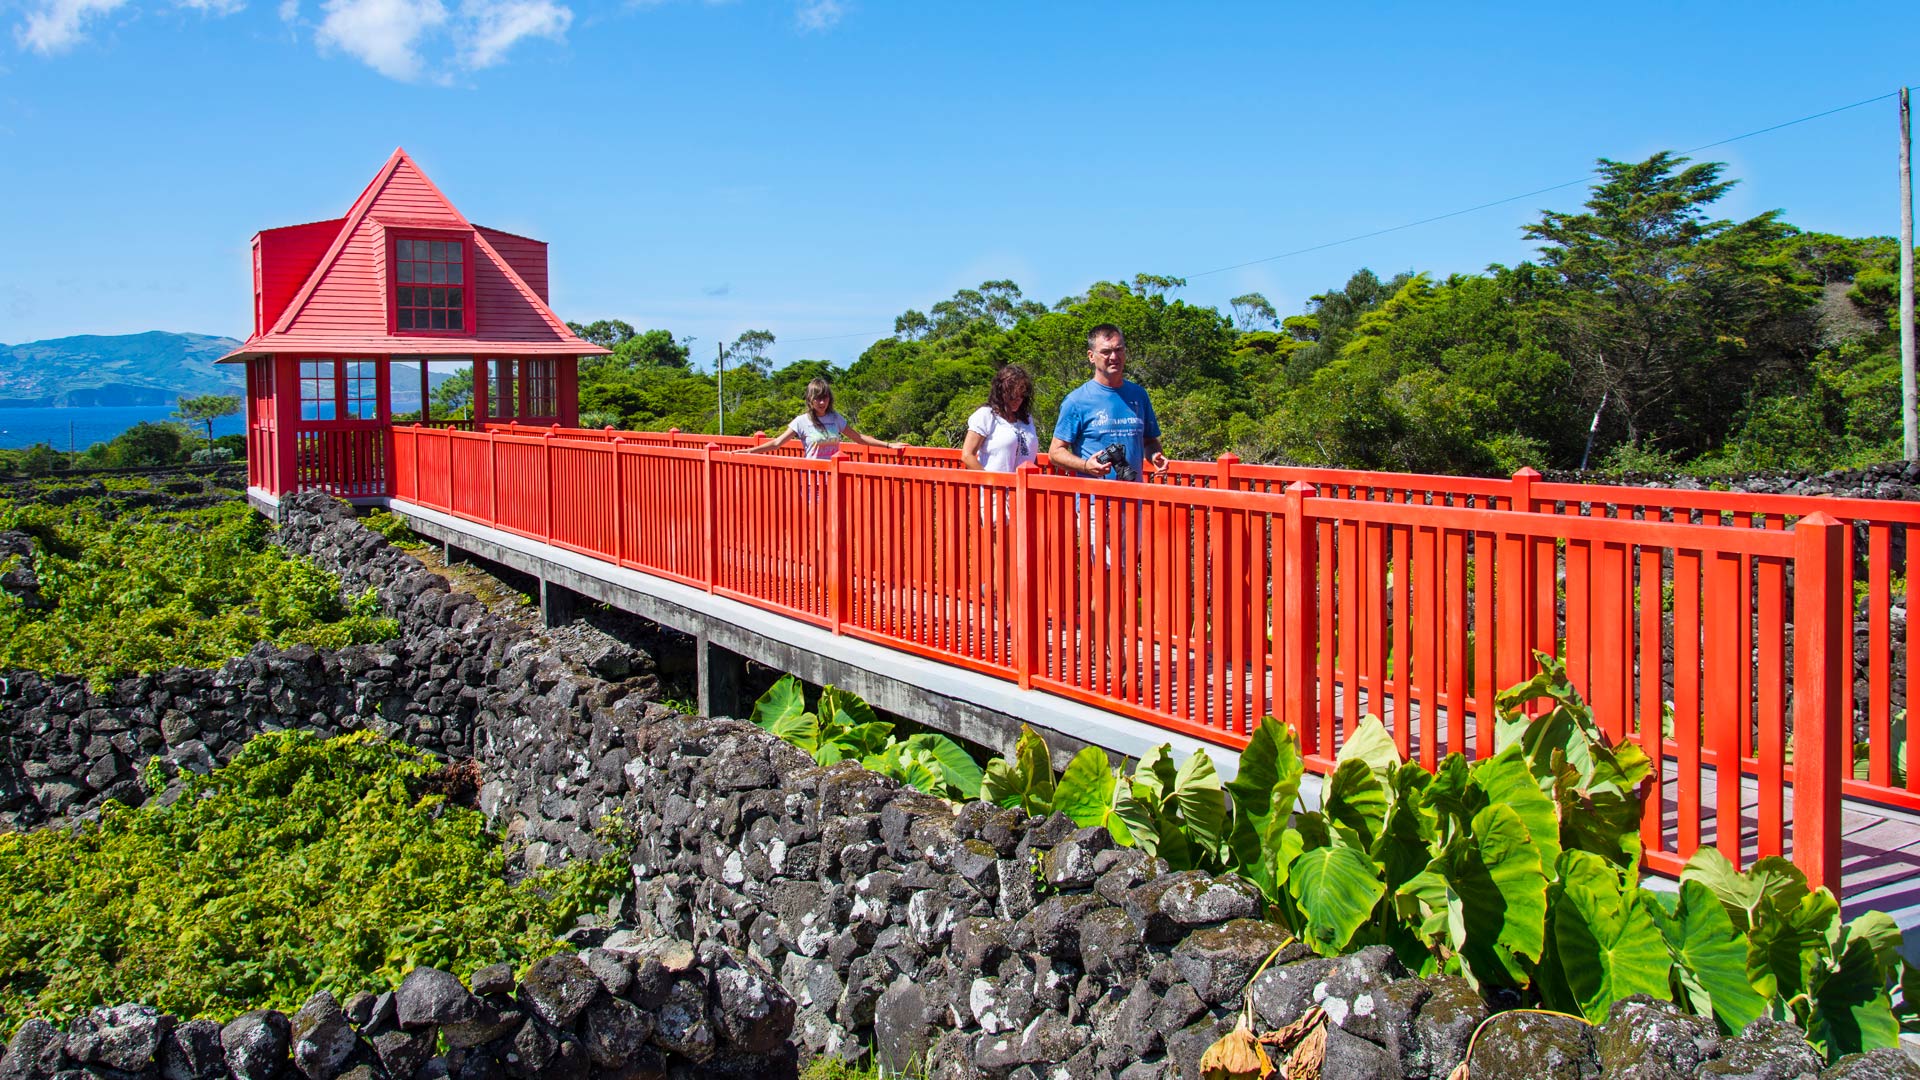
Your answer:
1641,882 -> 1767,1035
750,674 -> 816,750
812,736 -> 847,765
1468,744 -> 1561,871
1288,844 -> 1387,956
1747,887 -> 1840,1002
1115,775 -> 1195,870
1840,911 -> 1905,985
1338,715 -> 1402,777
1492,651 -> 1651,870
1112,745 -> 1218,872
1171,749 -> 1228,869
1679,847 -> 1766,932
751,673 -> 806,727
824,719 -> 895,760
1119,744 -> 1228,872
818,685 -> 877,731
1225,716 -> 1308,901
864,743 -> 948,797
899,733 -> 983,800
1426,753 -> 1473,838
1550,851 -> 1672,1022
1556,763 -> 1646,871
1493,652 -> 1585,752
980,726 -> 1055,816
1806,929 -> 1902,1061
1267,826 -> 1307,923
1401,803 -> 1549,991
1324,757 -> 1389,852
1052,746 -> 1118,829
1373,763 -> 1439,894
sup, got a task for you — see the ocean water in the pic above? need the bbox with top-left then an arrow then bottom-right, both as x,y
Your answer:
0,405 -> 249,451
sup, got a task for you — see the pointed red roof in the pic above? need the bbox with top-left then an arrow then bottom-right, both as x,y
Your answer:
220,149 -> 609,361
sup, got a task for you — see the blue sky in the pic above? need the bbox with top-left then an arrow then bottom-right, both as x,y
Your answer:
2,1 -> 1917,368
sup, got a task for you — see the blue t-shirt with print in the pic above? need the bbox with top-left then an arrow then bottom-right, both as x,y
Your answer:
1052,378 -> 1160,481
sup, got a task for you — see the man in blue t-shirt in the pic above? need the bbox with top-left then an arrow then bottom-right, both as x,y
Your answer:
1048,324 -> 1168,480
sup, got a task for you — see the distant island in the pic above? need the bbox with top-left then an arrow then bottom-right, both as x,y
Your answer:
0,332 -> 245,408
0,332 -> 450,410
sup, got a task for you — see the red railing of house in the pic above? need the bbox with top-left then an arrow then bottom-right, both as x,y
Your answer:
293,427 -> 387,498
391,424 -> 1867,893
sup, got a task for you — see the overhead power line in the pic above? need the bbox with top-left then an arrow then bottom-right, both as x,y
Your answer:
1184,88 -> 1901,280
781,86 -> 1903,347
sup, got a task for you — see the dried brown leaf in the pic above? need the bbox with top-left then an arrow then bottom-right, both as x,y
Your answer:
1258,1005 -> 1325,1051
1200,1024 -> 1275,1080
1281,1024 -> 1326,1080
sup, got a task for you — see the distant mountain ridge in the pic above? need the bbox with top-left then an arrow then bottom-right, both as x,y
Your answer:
0,332 -> 246,408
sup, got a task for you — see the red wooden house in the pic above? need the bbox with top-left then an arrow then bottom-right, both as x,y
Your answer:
222,148 -> 609,507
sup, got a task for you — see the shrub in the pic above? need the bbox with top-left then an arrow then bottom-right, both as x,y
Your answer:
363,509 -> 423,549
0,731 -> 628,1024
0,492 -> 397,681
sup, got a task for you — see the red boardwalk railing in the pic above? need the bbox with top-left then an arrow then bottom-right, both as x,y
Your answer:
841,462 -> 1019,677
390,425 -> 1876,894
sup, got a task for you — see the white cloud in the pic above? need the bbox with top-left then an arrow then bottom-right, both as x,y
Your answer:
277,0 -> 299,20
176,0 -> 244,14
793,0 -> 839,31
314,0 -> 447,80
459,0 -> 567,69
14,0 -> 128,54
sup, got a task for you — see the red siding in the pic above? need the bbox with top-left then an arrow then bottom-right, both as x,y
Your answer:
477,227 -> 549,304
256,219 -> 344,334
222,149 -> 606,363
280,157 -> 461,338
470,233 -> 568,340
282,219 -> 389,336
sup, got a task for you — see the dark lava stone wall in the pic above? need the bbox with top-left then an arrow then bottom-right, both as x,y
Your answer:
3,487 -> 1910,1080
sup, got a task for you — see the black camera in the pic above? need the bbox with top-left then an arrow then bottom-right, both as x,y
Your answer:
1097,442 -> 1138,482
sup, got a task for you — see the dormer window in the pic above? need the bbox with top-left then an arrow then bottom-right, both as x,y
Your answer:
391,235 -> 474,333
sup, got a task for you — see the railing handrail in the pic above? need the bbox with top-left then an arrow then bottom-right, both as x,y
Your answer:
462,421 -> 1918,526
391,423 -> 1871,894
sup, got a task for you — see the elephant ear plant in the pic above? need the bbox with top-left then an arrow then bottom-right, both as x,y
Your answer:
982,726 -> 1231,873
751,661 -> 1915,1061
1213,653 -> 1910,1061
749,675 -> 981,800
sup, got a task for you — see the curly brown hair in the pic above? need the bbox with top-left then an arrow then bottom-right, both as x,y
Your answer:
986,364 -> 1032,425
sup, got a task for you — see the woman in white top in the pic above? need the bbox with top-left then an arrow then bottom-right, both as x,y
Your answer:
741,377 -> 905,458
961,364 -> 1039,472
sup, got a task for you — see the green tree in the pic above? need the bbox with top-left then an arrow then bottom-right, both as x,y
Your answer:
1230,292 -> 1278,332
430,368 -> 473,416
1519,152 -> 1814,458
566,319 -> 638,349
725,330 -> 777,378
86,421 -> 189,468
15,443 -> 63,476
620,328 -> 691,369
173,394 -> 241,452
894,309 -> 931,341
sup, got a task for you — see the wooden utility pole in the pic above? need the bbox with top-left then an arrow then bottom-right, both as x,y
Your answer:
1903,86 -> 1915,459
717,342 -> 726,436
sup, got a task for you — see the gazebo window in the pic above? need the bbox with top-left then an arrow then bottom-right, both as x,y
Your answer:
493,359 -> 517,419
393,237 -> 469,332
345,361 -> 379,419
300,360 -> 337,421
527,360 -> 557,416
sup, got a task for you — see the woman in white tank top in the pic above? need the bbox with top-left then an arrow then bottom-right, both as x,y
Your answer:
961,365 -> 1039,472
